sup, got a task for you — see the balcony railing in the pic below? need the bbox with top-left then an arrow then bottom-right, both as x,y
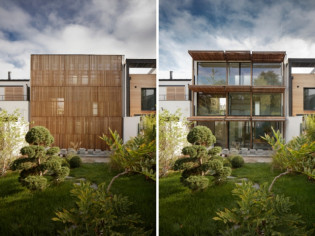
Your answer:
159,94 -> 190,101
0,95 -> 28,101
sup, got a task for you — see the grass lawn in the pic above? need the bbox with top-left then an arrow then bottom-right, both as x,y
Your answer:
0,163 -> 155,236
159,163 -> 315,236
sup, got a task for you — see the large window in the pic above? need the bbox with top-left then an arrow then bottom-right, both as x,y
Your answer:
228,63 -> 251,85
229,121 -> 250,149
252,93 -> 282,116
304,88 -> 315,110
141,88 -> 156,111
228,93 -> 251,115
253,63 -> 282,86
198,121 -> 227,147
197,93 -> 226,115
252,121 -> 282,149
197,62 -> 226,85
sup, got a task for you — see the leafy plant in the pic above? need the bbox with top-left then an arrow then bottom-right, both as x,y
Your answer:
262,125 -> 315,191
0,109 -> 28,176
53,181 -> 149,236
174,126 -> 231,191
159,109 -> 192,177
101,125 -> 156,193
214,181 -> 310,236
11,126 -> 70,190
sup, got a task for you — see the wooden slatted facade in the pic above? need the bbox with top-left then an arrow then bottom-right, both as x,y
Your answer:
30,55 -> 123,150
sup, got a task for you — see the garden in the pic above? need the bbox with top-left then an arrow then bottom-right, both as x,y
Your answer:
159,111 -> 315,235
0,110 -> 156,235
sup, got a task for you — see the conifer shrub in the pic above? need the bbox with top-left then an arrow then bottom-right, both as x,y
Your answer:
230,155 -> 244,168
208,146 -> 222,156
11,126 -> 70,190
174,126 -> 231,191
23,176 -> 47,191
223,158 -> 232,168
69,155 -> 82,168
183,176 -> 210,191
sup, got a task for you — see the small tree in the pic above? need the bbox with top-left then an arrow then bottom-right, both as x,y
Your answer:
101,115 -> 156,193
0,109 -> 28,176
11,126 -> 69,190
159,109 -> 191,177
174,126 -> 231,191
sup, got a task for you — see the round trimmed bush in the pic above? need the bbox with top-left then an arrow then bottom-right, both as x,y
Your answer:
23,176 -> 47,191
183,176 -> 209,191
69,156 -> 82,168
231,155 -> 245,168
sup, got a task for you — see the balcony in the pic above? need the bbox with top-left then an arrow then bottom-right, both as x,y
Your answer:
159,94 -> 189,101
0,95 -> 28,101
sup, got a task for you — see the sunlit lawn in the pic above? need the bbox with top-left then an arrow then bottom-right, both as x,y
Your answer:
159,163 -> 315,235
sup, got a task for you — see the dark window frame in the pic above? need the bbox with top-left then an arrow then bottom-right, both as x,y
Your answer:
304,87 -> 315,111
141,88 -> 156,111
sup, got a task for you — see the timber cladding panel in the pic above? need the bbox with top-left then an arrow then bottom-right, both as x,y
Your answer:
30,55 -> 123,150
292,74 -> 315,116
130,74 -> 156,116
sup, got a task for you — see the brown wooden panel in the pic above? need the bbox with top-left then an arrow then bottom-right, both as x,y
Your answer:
292,74 -> 315,116
5,86 -> 23,100
130,74 -> 156,116
31,55 -> 123,149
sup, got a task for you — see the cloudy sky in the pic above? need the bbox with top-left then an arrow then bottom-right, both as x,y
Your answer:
0,0 -> 156,79
159,0 -> 315,78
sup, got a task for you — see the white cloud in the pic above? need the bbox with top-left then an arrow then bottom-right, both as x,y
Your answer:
0,0 -> 156,79
159,0 -> 315,77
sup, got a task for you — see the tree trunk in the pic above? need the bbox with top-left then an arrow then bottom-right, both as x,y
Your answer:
107,169 -> 129,193
268,169 -> 291,193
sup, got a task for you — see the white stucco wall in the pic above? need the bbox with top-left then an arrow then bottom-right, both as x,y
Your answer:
0,101 -> 29,122
159,101 -> 191,117
285,116 -> 303,143
123,116 -> 141,143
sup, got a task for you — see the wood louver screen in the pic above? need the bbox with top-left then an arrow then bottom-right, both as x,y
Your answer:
166,86 -> 185,100
30,55 -> 123,150
5,87 -> 24,101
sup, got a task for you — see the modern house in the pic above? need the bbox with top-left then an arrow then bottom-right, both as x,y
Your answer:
0,72 -> 30,122
159,71 -> 191,117
188,50 -> 286,150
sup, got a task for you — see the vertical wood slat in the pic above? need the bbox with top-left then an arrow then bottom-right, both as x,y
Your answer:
31,55 -> 123,149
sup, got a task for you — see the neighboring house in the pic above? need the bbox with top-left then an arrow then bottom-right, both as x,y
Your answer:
285,58 -> 315,141
159,71 -> 191,117
30,54 -> 124,150
188,50 -> 286,150
0,72 -> 30,122
123,59 -> 156,143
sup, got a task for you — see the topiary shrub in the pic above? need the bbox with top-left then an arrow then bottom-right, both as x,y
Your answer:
231,155 -> 245,168
223,158 -> 232,168
208,146 -> 222,156
23,175 -> 47,191
183,176 -> 209,191
174,126 -> 231,191
69,156 -> 82,168
11,126 -> 70,190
